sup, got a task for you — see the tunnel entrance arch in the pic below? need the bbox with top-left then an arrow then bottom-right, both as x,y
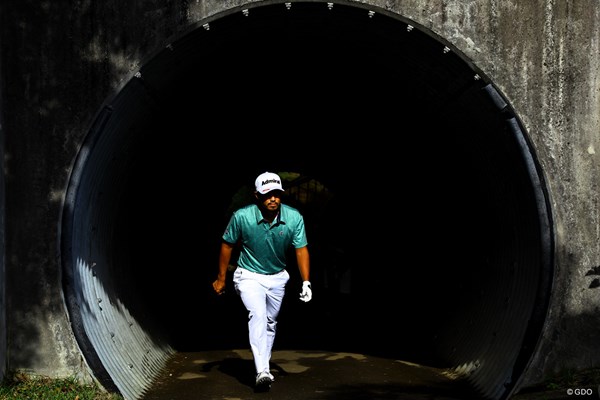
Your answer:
60,2 -> 553,399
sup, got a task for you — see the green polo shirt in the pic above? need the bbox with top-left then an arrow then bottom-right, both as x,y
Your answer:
223,203 -> 308,275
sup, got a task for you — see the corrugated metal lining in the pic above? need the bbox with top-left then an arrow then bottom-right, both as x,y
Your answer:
76,257 -> 174,399
428,84 -> 551,400
63,81 -> 177,399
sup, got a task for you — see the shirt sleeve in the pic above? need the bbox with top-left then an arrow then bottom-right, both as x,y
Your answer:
292,215 -> 308,248
222,213 -> 240,244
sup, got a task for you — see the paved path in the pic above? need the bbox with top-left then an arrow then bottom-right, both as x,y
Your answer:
138,349 -> 578,400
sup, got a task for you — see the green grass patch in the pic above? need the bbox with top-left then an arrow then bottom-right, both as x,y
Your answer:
0,372 -> 123,400
543,367 -> 600,390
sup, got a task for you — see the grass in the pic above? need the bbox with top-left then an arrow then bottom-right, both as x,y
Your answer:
512,367 -> 600,399
541,367 -> 600,390
0,372 -> 123,400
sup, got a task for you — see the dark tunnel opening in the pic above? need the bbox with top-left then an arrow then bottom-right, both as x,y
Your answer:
61,3 -> 553,399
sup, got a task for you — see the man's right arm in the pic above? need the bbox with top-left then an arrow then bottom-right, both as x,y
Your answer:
213,241 -> 234,295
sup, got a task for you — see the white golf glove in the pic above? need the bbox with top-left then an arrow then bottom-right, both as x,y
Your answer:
299,281 -> 312,302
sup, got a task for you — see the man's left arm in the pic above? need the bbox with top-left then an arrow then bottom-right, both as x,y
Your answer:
296,246 -> 312,302
295,246 -> 310,282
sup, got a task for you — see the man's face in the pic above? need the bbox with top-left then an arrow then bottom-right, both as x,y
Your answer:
257,190 -> 283,212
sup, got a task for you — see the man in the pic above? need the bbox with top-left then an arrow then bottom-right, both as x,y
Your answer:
212,171 -> 312,392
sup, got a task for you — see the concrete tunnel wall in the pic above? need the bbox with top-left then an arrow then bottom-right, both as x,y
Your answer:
61,3 -> 554,399
1,1 -> 599,400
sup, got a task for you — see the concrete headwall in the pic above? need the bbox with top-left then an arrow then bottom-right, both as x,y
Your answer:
0,75 -> 5,382
0,0 -> 598,399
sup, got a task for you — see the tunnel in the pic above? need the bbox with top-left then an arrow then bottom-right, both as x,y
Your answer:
59,2 -> 553,400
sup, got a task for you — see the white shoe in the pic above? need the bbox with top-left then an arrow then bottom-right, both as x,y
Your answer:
255,371 -> 273,391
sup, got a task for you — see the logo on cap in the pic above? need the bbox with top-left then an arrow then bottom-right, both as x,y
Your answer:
255,172 -> 284,194
261,178 -> 280,186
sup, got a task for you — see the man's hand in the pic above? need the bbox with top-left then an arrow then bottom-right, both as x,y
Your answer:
212,279 -> 226,295
299,281 -> 312,302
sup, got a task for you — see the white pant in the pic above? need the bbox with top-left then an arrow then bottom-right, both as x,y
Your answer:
233,267 -> 290,374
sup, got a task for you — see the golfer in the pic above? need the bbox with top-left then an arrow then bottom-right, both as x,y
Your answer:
212,171 -> 312,392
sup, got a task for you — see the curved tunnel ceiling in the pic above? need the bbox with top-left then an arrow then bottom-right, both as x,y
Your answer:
60,2 -> 554,400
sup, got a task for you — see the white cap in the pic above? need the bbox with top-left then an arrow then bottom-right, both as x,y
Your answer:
255,172 -> 284,194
